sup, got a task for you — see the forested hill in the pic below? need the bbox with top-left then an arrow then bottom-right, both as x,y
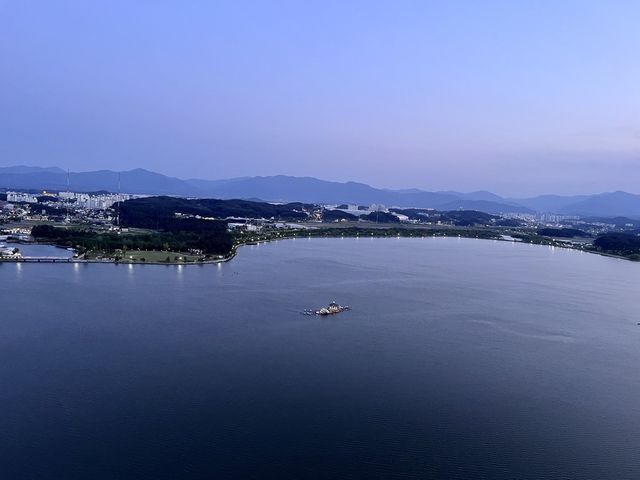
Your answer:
390,208 -> 497,226
593,233 -> 640,258
119,196 -> 312,230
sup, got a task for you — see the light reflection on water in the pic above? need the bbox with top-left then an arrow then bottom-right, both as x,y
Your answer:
1,237 -> 640,480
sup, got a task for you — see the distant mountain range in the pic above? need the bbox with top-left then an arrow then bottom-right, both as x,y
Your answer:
2,165 -> 640,218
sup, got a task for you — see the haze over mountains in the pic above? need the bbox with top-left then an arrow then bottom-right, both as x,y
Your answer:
2,166 -> 640,218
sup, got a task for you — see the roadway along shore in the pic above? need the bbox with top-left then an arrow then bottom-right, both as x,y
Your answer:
2,222 -> 632,265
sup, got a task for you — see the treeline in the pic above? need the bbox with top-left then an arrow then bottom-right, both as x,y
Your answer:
37,204 -> 67,217
494,218 -> 524,227
37,196 -> 60,203
537,228 -> 590,238
593,233 -> 640,257
307,226 -> 499,240
322,209 -> 357,221
439,210 -> 497,226
31,224 -> 232,255
360,211 -> 400,223
118,196 -> 311,229
390,208 -> 497,226
113,196 -> 313,254
323,207 -> 500,226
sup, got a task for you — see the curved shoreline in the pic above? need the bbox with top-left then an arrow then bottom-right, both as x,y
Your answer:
1,232 -> 636,265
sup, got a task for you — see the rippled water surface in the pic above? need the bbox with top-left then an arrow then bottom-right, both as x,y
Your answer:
2,237 -> 640,479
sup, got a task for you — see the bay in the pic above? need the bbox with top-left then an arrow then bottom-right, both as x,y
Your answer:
1,237 -> 639,479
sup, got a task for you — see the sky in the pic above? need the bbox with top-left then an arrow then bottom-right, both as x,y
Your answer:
1,0 -> 639,196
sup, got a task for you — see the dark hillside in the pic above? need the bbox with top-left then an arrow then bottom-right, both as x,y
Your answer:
119,196 -> 311,228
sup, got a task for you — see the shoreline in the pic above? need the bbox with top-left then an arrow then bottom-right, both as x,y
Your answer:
1,232 -> 636,265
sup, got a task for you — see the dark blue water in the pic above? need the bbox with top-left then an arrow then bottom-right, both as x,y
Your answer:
2,237 -> 640,479
14,243 -> 74,258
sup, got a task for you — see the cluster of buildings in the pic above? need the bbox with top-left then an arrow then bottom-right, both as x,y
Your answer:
227,221 -> 260,232
7,192 -> 38,203
331,203 -> 389,216
501,212 -> 581,224
52,191 -> 143,209
0,244 -> 21,258
0,190 -> 152,227
174,212 -> 311,233
0,248 -> 19,258
0,230 -> 25,257
0,202 -> 29,220
4,190 -> 147,210
326,203 -> 413,222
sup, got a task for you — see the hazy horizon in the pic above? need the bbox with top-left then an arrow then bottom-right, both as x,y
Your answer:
6,163 -> 640,199
2,1 -> 639,196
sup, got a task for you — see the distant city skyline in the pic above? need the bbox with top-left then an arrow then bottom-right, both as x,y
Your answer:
2,1 -> 639,196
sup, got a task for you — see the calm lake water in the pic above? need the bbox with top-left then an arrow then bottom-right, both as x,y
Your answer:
13,243 -> 74,258
2,237 -> 640,479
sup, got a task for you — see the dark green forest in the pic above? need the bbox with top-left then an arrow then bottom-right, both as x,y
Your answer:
537,228 -> 590,238
322,209 -> 357,221
593,233 -> 640,257
31,224 -> 232,256
118,196 -> 311,229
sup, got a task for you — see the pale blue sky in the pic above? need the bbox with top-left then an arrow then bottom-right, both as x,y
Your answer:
1,1 -> 639,195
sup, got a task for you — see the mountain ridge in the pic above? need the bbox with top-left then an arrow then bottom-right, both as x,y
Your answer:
1,166 -> 639,217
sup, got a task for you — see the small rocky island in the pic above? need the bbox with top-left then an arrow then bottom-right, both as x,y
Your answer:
305,301 -> 351,316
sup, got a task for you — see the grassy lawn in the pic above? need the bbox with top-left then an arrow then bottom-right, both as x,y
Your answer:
120,250 -> 205,263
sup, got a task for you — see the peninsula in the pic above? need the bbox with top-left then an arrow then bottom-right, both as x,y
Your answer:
2,194 -> 640,264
